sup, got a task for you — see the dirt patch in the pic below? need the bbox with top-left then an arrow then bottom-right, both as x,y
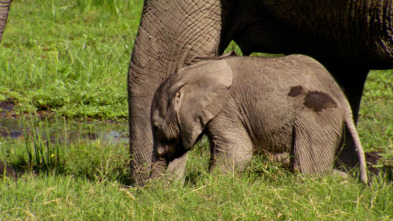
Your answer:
365,151 -> 393,180
0,100 -> 15,111
0,99 -> 16,117
0,160 -> 21,180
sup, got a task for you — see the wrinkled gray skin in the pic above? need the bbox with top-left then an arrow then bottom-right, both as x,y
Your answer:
0,0 -> 11,42
150,55 -> 368,184
129,0 -> 393,185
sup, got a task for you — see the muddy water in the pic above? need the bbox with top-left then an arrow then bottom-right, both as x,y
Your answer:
0,101 -> 129,144
0,116 -> 129,143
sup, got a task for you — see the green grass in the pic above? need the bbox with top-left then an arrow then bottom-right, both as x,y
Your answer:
359,70 -> 393,165
0,0 -> 144,120
1,0 -> 393,220
1,131 -> 393,220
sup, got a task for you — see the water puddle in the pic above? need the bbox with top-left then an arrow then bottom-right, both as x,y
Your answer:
0,100 -> 129,144
0,100 -> 131,179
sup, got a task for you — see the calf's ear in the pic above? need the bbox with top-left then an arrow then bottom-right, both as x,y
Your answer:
174,59 -> 233,149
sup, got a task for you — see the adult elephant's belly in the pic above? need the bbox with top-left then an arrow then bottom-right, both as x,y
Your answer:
233,1 -> 393,69
237,22 -> 393,69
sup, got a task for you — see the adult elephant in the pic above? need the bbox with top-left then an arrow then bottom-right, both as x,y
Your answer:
128,0 -> 393,185
0,0 -> 12,42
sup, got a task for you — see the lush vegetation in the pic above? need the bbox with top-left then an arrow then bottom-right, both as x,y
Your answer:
1,0 -> 393,220
0,0 -> 143,120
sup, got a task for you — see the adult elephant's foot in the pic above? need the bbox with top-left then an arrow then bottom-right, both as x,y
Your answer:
332,168 -> 349,179
271,152 -> 291,168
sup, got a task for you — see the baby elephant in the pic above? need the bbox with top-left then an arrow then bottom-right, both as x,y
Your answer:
150,54 -> 368,184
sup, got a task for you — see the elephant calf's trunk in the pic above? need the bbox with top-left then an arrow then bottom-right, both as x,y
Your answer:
150,158 -> 168,179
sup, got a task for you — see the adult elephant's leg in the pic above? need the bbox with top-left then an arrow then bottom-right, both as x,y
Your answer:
324,63 -> 370,171
0,0 -> 12,42
128,0 -> 231,185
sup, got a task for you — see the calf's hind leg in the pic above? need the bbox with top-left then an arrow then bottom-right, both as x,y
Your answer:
292,113 -> 343,175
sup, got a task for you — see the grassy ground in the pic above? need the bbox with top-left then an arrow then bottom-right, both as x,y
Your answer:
1,133 -> 393,220
0,0 -> 143,120
1,0 -> 393,220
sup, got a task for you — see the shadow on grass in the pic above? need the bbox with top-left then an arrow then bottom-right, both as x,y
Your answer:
1,156 -> 133,186
182,151 -> 393,187
366,151 -> 393,182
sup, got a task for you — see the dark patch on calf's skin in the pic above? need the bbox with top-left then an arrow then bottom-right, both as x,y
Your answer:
288,85 -> 304,97
303,91 -> 337,112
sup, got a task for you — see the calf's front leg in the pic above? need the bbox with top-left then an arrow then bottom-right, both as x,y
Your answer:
206,114 -> 253,174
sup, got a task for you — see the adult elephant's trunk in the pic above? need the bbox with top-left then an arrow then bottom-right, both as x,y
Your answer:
0,0 -> 12,42
128,0 -> 229,185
